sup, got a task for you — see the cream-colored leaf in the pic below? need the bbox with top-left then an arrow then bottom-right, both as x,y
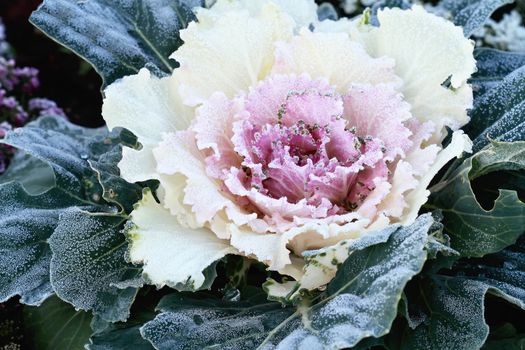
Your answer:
102,68 -> 192,141
128,190 -> 236,290
208,0 -> 318,29
153,131 -> 256,231
360,6 -> 476,133
272,29 -> 399,93
172,3 -> 293,106
402,131 -> 472,224
102,68 -> 193,183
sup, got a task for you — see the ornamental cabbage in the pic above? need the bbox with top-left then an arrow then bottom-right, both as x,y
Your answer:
102,0 -> 475,294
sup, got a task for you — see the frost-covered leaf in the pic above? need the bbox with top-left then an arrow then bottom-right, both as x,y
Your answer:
402,276 -> 492,349
89,323 -> 154,350
441,0 -> 514,37
88,310 -> 155,350
140,291 -> 296,350
470,48 -> 525,97
140,215 -> 434,349
49,210 -> 141,323
30,0 -> 203,87
0,151 -> 55,194
430,141 -> 525,257
265,223 -> 400,303
23,295 -> 93,350
0,117 -> 144,316
369,0 -> 411,25
402,237 -> 525,349
453,234 -> 525,309
0,182 -> 95,306
87,127 -> 150,213
1,116 -> 107,200
465,65 -> 525,152
1,116 -> 144,209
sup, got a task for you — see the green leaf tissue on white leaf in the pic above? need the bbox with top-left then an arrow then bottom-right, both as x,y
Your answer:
127,189 -> 237,291
265,223 -> 399,302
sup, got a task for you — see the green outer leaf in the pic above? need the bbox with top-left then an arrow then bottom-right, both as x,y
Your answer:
402,276 -> 492,350
140,214 -> 434,349
0,117 -> 144,320
474,49 -> 525,81
0,151 -> 55,195
482,324 -> 525,350
23,295 -> 92,350
369,0 -> 411,26
140,292 -> 296,350
402,237 -> 525,349
0,182 -> 95,306
470,48 -> 525,97
454,235 -> 525,309
49,210 -> 141,323
265,223 -> 400,303
29,0 -> 203,88
88,311 -> 155,350
2,117 -> 145,212
430,141 -> 525,257
298,213 -> 431,349
89,324 -> 154,350
483,335 -> 525,349
1,116 -> 106,200
464,65 -> 525,152
441,0 -> 514,37
87,127 -> 147,213
470,141 -> 525,179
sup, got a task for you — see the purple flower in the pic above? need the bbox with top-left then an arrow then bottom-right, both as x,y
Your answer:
0,17 -> 68,174
28,98 -> 66,118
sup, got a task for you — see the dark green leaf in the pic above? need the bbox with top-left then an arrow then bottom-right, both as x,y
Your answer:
465,65 -> 525,152
454,235 -> 525,309
402,236 -> 525,349
89,324 -> 154,350
140,291 -> 296,350
140,215 -> 434,349
441,0 -> 514,37
49,210 -> 141,323
30,0 -> 203,87
0,182 -> 95,306
0,117 -> 144,319
369,0 -> 411,26
402,276 -> 492,350
470,48 -> 525,97
88,311 -> 155,350
87,127 -> 148,213
1,116 -> 107,201
23,295 -> 92,350
482,323 -> 525,350
317,3 -> 338,21
1,117 -> 144,210
0,151 -> 55,194
430,141 -> 525,257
